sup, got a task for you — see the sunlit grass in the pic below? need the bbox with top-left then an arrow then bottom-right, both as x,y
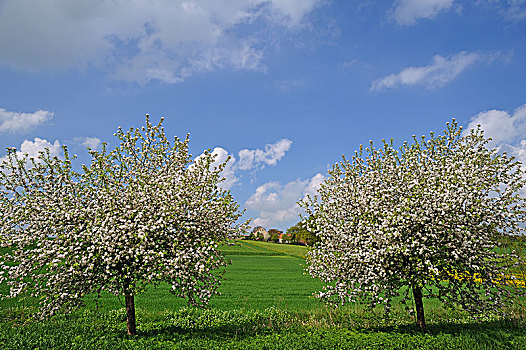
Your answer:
1,240 -> 526,348
238,240 -> 309,259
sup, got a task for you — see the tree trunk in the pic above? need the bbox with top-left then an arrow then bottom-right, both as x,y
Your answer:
125,292 -> 136,335
412,286 -> 426,332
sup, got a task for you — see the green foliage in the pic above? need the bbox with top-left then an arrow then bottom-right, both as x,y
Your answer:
286,221 -> 319,246
280,234 -> 291,242
1,306 -> 525,349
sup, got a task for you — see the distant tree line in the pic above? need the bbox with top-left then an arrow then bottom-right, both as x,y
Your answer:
244,222 -> 320,246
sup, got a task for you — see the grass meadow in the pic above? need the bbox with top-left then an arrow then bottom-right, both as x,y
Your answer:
1,240 -> 526,349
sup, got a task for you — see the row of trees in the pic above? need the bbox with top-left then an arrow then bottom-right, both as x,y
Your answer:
286,221 -> 319,246
1,117 -> 525,333
245,225 -> 319,245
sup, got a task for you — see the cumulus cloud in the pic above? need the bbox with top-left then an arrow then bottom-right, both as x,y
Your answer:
392,0 -> 454,25
0,138 -> 62,167
237,139 -> 292,170
0,0 -> 321,83
370,51 -> 500,91
464,105 -> 526,148
464,104 -> 526,149
73,137 -> 102,150
194,139 -> 293,190
464,104 -> 526,177
245,173 -> 324,228
0,108 -> 54,134
209,147 -> 239,190
19,138 -> 62,158
505,140 -> 526,168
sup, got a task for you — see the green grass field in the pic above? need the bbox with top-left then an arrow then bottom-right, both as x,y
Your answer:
76,242 -> 322,312
1,241 -> 526,349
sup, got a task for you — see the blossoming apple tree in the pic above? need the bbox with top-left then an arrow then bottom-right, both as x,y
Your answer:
0,116 -> 245,335
301,120 -> 526,331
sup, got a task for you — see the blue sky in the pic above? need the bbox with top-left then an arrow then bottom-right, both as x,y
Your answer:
0,0 -> 525,231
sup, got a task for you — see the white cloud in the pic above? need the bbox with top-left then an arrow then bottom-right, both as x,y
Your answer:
0,108 -> 54,134
237,139 -> 292,170
464,104 -> 526,176
0,0 -> 322,83
270,0 -> 321,25
464,104 -> 526,148
19,138 -> 62,158
245,173 -> 324,228
371,51 -> 484,91
73,137 -> 102,150
393,0 -> 454,25
506,140 -> 526,168
192,146 -> 236,189
450,104 -> 526,196
304,172 -> 325,196
478,1 -> 526,21
0,138 -> 62,167
210,147 -> 239,190
503,0 -> 526,20
193,139 -> 292,190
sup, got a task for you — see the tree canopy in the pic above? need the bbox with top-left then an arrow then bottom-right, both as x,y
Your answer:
286,221 -> 319,246
301,120 -> 526,330
0,116 -> 245,335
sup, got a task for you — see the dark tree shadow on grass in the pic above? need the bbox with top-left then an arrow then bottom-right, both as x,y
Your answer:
368,319 -> 526,336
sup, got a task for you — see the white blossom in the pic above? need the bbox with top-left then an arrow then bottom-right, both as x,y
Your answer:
0,116 -> 246,326
301,120 -> 526,328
